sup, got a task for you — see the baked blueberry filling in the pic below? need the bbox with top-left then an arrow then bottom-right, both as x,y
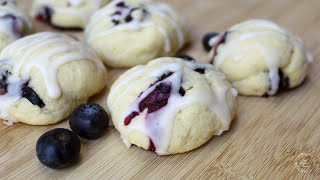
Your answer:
139,82 -> 171,114
175,54 -> 195,62
278,69 -> 290,91
209,32 -> 228,64
202,32 -> 219,51
194,68 -> 205,74
21,82 -> 45,108
0,70 -> 10,95
111,1 -> 148,25
263,68 -> 291,97
148,139 -> 156,152
0,14 -> 23,38
124,73 -> 174,126
124,111 -> 139,126
179,87 -> 185,96
36,6 -> 53,25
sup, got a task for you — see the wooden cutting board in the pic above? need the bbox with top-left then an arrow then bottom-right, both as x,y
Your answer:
1,0 -> 320,179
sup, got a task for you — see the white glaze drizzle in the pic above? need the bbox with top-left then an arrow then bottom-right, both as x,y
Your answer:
108,58 -> 235,155
213,19 -> 312,96
86,0 -> 185,54
0,32 -> 104,123
68,0 -> 84,6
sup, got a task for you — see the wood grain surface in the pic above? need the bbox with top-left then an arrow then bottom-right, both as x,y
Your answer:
1,0 -> 320,179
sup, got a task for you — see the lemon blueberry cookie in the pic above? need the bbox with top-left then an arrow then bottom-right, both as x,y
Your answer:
0,0 -> 33,52
32,0 -> 110,29
203,19 -> 313,96
107,57 -> 237,155
0,32 -> 107,125
85,0 -> 190,68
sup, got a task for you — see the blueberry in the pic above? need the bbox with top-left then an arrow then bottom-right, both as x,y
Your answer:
69,104 -> 109,140
175,54 -> 195,62
21,83 -> 45,108
202,32 -> 219,51
35,6 -> 54,24
139,82 -> 171,114
36,128 -> 81,169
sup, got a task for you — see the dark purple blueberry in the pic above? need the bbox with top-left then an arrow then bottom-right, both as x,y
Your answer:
202,32 -> 219,51
36,128 -> 81,169
124,111 -> 139,126
139,82 -> 171,113
179,87 -> 186,96
149,72 -> 174,88
0,14 -> 23,37
35,6 -> 54,24
194,68 -> 205,74
0,70 -> 9,95
69,104 -> 109,139
21,84 -> 45,108
148,139 -> 156,152
116,2 -> 126,7
112,19 -> 120,25
0,84 -> 7,95
210,32 -> 228,64
175,54 -> 195,62
124,15 -> 133,22
278,69 -> 290,91
263,69 -> 291,97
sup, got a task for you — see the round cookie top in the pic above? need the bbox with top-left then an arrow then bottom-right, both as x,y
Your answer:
32,0 -> 110,29
207,19 -> 313,96
85,0 -> 190,68
0,0 -> 33,51
107,57 -> 237,155
0,32 -> 107,125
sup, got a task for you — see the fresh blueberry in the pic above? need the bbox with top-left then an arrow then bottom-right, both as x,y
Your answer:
202,32 -> 219,51
175,54 -> 195,62
36,128 -> 81,169
69,104 -> 109,140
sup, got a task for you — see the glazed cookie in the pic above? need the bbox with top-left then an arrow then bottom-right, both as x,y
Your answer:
85,0 -> 190,68
0,32 -> 107,125
0,0 -> 33,52
203,19 -> 313,96
32,0 -> 110,29
107,57 -> 237,155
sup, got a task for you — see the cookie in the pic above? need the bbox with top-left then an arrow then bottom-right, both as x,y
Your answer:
0,32 -> 107,125
0,0 -> 33,51
107,57 -> 237,155
204,19 -> 313,96
85,0 -> 190,68
32,0 -> 110,29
